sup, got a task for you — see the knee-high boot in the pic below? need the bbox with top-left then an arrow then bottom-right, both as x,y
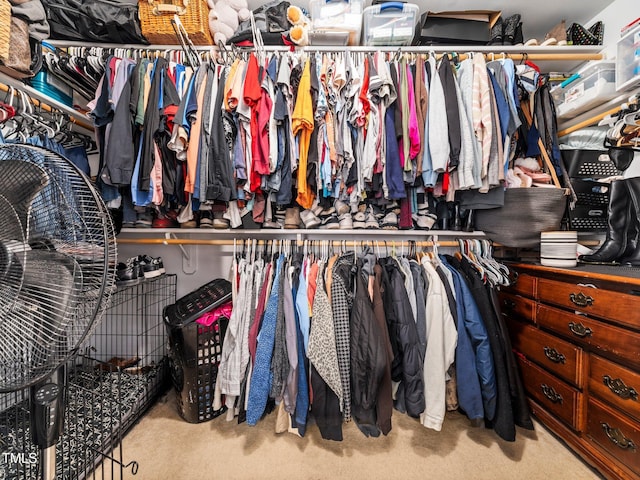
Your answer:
579,179 -> 631,264
619,177 -> 640,266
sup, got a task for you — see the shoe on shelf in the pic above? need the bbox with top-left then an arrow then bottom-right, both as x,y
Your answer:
503,14 -> 521,45
381,212 -> 398,230
334,200 -> 350,216
116,258 -> 141,285
199,210 -> 214,228
366,208 -> 381,229
415,213 -> 438,230
138,255 -> 165,278
319,214 -> 340,230
300,209 -> 321,229
135,212 -> 153,228
488,16 -> 503,45
338,212 -> 353,230
213,212 -> 230,229
284,207 -> 302,229
353,211 -> 366,229
262,219 -> 282,229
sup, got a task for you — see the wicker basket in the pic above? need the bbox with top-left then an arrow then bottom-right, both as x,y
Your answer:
0,0 -> 11,64
138,0 -> 213,46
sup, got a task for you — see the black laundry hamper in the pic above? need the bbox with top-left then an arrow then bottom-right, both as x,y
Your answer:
163,278 -> 232,423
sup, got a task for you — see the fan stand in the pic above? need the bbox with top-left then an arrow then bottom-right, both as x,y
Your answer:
30,366 -> 65,480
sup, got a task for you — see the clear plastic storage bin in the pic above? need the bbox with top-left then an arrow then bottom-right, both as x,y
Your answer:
310,0 -> 363,46
551,61 -> 617,120
362,2 -> 419,46
616,24 -> 640,91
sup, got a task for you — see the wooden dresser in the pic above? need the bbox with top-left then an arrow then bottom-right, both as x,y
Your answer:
500,263 -> 640,480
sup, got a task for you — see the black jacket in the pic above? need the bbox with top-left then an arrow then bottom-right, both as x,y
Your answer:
379,257 -> 425,418
350,261 -> 389,436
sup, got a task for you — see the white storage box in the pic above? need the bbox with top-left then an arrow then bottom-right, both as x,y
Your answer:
310,0 -> 363,46
362,2 -> 419,46
616,23 -> 640,91
552,61 -> 617,120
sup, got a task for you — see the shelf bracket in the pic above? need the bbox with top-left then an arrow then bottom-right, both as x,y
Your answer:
165,233 -> 197,274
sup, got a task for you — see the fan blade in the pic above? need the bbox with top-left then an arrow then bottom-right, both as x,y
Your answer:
0,250 -> 82,392
0,160 -> 49,239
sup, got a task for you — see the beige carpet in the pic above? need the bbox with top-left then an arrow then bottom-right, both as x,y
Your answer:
97,390 -> 602,480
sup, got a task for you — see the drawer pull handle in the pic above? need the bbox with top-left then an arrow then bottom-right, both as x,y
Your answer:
569,292 -> 594,307
601,422 -> 637,452
541,384 -> 563,404
603,375 -> 639,401
543,346 -> 566,364
568,322 -> 593,338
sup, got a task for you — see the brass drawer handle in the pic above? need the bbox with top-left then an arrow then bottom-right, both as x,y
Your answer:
601,422 -> 637,451
568,321 -> 593,338
541,384 -> 563,404
603,375 -> 639,401
543,346 -> 566,364
569,292 -> 594,307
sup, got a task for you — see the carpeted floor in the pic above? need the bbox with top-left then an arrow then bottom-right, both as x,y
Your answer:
100,390 -> 603,480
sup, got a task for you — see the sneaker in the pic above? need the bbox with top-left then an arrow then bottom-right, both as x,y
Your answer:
138,255 -> 165,278
353,211 -> 366,229
199,210 -> 214,228
213,212 -> 230,229
416,213 -> 438,230
116,258 -> 141,285
365,208 -> 380,229
319,214 -> 340,230
300,209 -> 321,229
338,212 -> 353,230
334,200 -> 350,216
381,212 -> 398,230
262,219 -> 281,229
135,212 -> 153,228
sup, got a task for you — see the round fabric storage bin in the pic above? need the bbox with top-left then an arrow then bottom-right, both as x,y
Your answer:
540,231 -> 578,267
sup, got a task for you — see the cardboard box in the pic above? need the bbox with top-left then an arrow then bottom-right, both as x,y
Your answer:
417,10 -> 501,45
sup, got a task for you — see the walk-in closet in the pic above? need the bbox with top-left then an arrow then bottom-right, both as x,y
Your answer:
1,0 -> 639,479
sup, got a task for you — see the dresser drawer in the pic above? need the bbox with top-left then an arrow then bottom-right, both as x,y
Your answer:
537,304 -> 640,368
587,397 -> 640,477
517,355 -> 583,431
537,278 -> 640,329
590,354 -> 640,422
501,273 -> 536,298
507,317 -> 583,387
498,292 -> 535,324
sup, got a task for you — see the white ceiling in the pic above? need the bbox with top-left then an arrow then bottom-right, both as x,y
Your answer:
247,0 -> 616,44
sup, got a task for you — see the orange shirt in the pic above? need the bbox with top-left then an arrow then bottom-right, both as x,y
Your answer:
292,60 -> 315,209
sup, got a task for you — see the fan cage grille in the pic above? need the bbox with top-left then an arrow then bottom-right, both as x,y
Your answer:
0,144 -> 116,393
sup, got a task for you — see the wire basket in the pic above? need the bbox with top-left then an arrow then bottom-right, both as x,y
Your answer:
138,0 -> 213,45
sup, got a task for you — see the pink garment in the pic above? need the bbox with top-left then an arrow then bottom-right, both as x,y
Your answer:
196,301 -> 233,327
151,143 -> 163,205
406,64 -> 421,161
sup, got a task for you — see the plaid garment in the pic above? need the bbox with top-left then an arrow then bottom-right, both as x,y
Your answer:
331,252 -> 355,422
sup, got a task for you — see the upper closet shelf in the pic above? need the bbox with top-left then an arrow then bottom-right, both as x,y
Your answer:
0,71 -> 94,135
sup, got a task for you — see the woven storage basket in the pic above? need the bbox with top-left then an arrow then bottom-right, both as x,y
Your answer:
475,187 -> 569,248
139,0 -> 213,45
0,0 -> 11,64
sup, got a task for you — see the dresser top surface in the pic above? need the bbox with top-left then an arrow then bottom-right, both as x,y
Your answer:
509,262 -> 640,289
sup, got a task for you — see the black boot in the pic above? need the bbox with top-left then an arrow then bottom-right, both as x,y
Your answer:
488,17 -> 504,45
579,179 -> 631,264
620,177 -> 640,266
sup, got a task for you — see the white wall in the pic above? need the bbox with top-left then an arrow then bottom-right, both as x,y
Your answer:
587,0 -> 638,58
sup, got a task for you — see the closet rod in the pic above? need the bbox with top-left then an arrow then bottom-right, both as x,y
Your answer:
47,40 -> 603,61
116,238 -> 463,248
0,78 -> 94,133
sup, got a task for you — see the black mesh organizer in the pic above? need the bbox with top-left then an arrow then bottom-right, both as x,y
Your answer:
163,278 -> 232,423
562,150 -> 619,232
562,149 -> 622,178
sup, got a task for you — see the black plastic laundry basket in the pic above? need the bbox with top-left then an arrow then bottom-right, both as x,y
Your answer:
163,279 -> 232,423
